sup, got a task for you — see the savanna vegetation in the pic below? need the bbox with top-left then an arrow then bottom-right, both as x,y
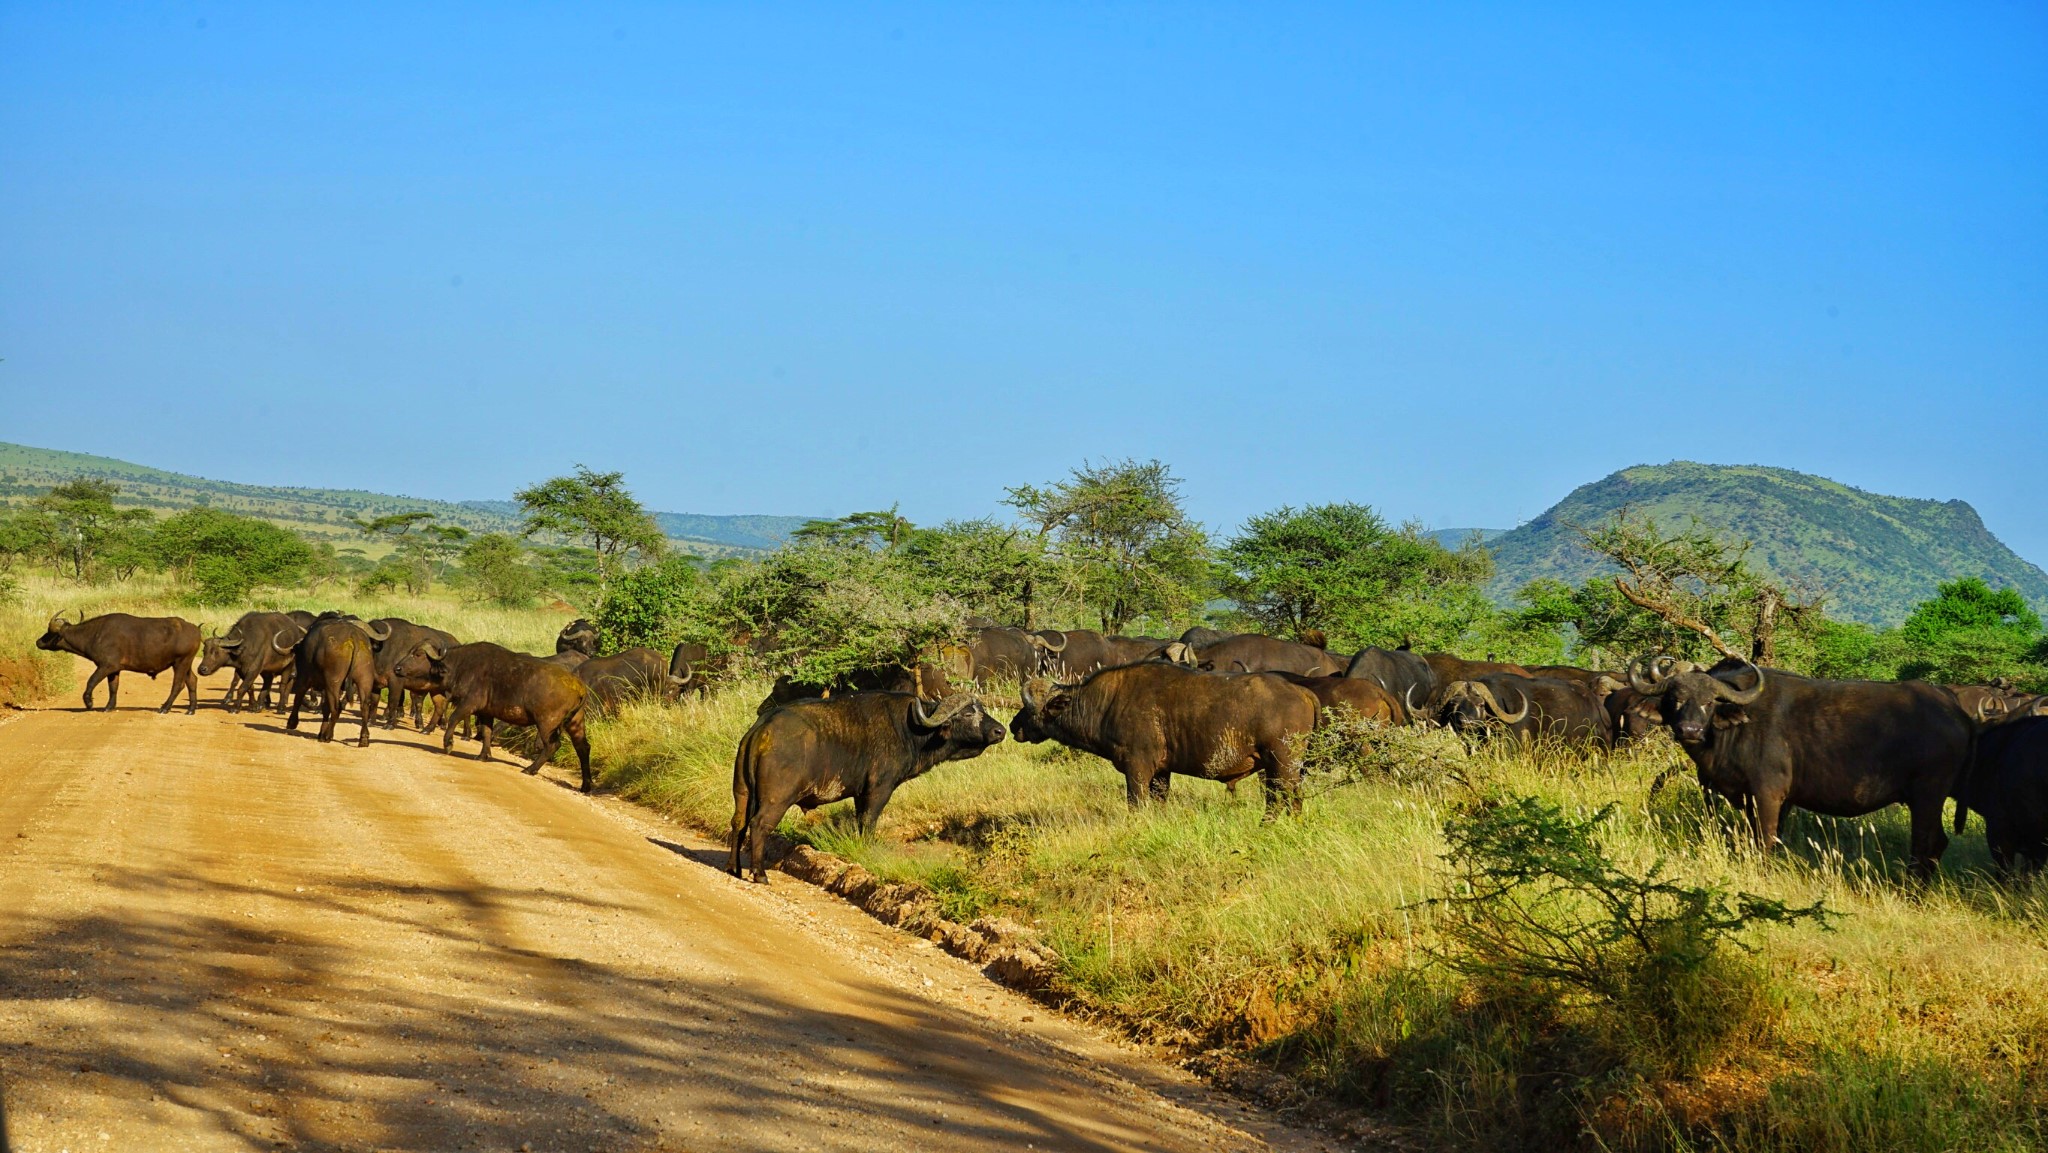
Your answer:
4,455 -> 2046,1150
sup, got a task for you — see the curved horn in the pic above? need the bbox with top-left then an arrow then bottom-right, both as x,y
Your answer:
1405,683 -> 1422,715
1472,681 -> 1530,724
1162,642 -> 1195,665
1628,657 -> 1674,696
1711,659 -> 1766,705
46,613 -> 67,632
218,636 -> 243,648
271,632 -> 297,654
357,619 -> 392,642
910,692 -> 975,728
1022,677 -> 1049,711
420,641 -> 446,661
668,674 -> 688,687
1976,695 -> 2009,724
1034,631 -> 1067,653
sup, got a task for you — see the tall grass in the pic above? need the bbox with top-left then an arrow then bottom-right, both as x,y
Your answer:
591,687 -> 2048,1151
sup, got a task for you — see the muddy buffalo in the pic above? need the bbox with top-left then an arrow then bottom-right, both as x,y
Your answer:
575,647 -> 680,712
394,641 -> 594,791
1011,663 -> 1319,816
284,614 -> 380,745
38,612 -> 201,714
728,692 -> 1004,883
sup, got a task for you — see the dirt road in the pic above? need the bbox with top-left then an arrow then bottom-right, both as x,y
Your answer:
0,669 -> 1335,1153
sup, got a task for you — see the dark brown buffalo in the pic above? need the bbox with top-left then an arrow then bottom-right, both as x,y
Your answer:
394,640 -> 594,791
756,660 -> 958,716
198,611 -> 303,713
1028,629 -> 1127,678
1010,663 -> 1319,815
1946,682 -> 2048,728
556,618 -> 601,658
1164,633 -> 1345,676
966,626 -> 1041,684
284,614 -> 379,745
1271,672 -> 1405,725
1438,673 -> 1613,748
37,612 -> 201,714
1956,716 -> 2048,874
1630,657 -> 1975,876
1604,686 -> 1666,746
1343,647 -> 1437,718
365,618 -> 459,730
539,650 -> 589,670
575,647 -> 681,711
727,693 -> 1004,883
669,641 -> 713,697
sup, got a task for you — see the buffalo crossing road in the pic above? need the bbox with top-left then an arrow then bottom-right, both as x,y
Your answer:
0,664 -> 1337,1153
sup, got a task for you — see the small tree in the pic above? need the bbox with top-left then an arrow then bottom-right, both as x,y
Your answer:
1220,503 -> 1494,647
515,466 -> 665,614
901,518 -> 1053,626
1006,459 -> 1209,633
1573,508 -> 1822,665
792,507 -> 915,552
459,533 -> 541,608
150,508 -> 313,604
34,479 -> 154,583
1895,577 -> 2045,687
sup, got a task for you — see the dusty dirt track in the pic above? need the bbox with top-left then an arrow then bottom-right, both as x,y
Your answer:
0,666 -> 1338,1153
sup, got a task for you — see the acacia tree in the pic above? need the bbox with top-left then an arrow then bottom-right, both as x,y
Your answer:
1220,503 -> 1493,647
1006,459 -> 1210,633
35,479 -> 153,583
1572,508 -> 1822,665
515,466 -> 665,614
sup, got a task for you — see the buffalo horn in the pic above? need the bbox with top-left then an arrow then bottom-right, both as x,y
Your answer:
420,641 -> 446,661
1628,657 -> 1674,696
357,619 -> 393,642
1032,631 -> 1067,653
1473,681 -> 1530,724
1405,684 -> 1422,715
46,613 -> 67,632
910,692 -> 975,728
218,636 -> 243,649
1976,696 -> 2008,724
1710,659 -> 1766,705
271,632 -> 296,654
1163,642 -> 1195,665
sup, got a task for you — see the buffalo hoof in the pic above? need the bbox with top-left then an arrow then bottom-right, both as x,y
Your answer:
750,874 -> 769,885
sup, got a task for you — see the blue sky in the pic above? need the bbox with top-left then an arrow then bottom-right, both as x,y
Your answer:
3,3 -> 2043,562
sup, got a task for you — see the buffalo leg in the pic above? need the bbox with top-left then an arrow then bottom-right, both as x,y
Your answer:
317,673 -> 343,742
286,682 -> 305,731
1121,756 -> 1165,808
747,795 -> 797,883
355,674 -> 375,747
476,718 -> 495,762
1259,751 -> 1304,819
728,777 -> 752,877
854,782 -> 902,835
82,666 -> 115,711
222,671 -> 245,712
1749,791 -> 1785,854
440,700 -> 478,755
1147,773 -> 1173,803
1907,796 -> 1950,879
166,656 -> 196,714
565,709 -> 593,792
104,671 -> 121,711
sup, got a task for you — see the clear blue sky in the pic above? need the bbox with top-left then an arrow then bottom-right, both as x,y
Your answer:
3,3 -> 2043,561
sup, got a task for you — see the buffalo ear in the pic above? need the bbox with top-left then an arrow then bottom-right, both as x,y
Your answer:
1712,703 -> 1749,728
1040,692 -> 1072,721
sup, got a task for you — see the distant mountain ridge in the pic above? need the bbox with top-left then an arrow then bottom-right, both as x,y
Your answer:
0,442 -> 808,556
1476,462 -> 2048,627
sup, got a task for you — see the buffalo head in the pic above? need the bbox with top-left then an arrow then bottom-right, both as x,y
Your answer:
35,613 -> 73,652
1437,679 -> 1530,734
1628,656 -> 1765,745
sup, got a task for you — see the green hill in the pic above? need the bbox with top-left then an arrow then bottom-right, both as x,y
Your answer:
0,442 -> 804,557
1479,462 -> 2048,626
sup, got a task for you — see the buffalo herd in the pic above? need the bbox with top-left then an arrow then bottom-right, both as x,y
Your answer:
31,610 -> 2048,879
34,610 -> 685,793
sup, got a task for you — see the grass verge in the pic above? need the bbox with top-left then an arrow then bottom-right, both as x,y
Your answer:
591,685 -> 2048,1152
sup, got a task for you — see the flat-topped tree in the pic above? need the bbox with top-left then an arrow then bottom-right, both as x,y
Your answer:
514,466 -> 664,616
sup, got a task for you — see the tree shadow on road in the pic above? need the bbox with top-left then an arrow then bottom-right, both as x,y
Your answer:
0,855 -> 1200,1153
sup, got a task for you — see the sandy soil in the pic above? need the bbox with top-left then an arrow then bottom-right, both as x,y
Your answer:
0,665 -> 1341,1153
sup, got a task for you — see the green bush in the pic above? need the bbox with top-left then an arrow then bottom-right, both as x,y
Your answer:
1430,795 -> 1830,1079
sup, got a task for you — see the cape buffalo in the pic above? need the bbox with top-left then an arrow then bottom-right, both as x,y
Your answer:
557,618 -> 601,658
1956,716 -> 2048,874
1438,673 -> 1614,748
1344,647 -> 1437,718
669,641 -> 713,697
755,661 -> 958,716
1010,663 -> 1319,816
1271,672 -> 1405,725
1630,656 -> 1975,876
727,692 -> 1004,883
1029,629 -> 1159,678
575,647 -> 681,712
394,641 -> 594,791
198,612 -> 304,713
1165,633 -> 1345,676
284,614 -> 379,745
966,626 -> 1041,684
368,618 -> 459,730
38,612 -> 201,714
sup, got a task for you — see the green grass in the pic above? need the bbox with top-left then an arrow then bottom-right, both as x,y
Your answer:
591,687 -> 2048,1151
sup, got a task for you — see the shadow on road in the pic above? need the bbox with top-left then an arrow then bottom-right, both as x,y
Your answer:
0,854 -> 1166,1152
